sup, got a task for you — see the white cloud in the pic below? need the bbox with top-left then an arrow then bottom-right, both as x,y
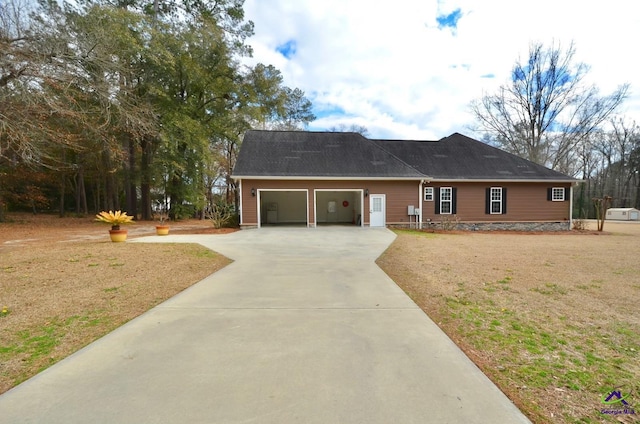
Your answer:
243,0 -> 640,139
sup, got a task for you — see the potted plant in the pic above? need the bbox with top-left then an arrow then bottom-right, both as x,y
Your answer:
95,210 -> 134,242
155,202 -> 170,235
156,215 -> 170,236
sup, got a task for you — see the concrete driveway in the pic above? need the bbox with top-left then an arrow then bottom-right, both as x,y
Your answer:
0,227 -> 531,423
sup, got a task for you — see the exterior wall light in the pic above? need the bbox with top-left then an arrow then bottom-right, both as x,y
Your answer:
365,189 -> 369,197
251,188 -> 256,197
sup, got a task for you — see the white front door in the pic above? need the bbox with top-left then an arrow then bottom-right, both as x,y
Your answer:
370,194 -> 385,227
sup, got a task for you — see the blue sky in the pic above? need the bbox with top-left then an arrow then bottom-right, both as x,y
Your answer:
242,0 -> 640,140
436,8 -> 462,30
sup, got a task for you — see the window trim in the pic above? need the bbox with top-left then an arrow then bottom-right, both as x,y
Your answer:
424,187 -> 434,201
440,187 -> 452,214
490,187 -> 502,214
551,187 -> 565,201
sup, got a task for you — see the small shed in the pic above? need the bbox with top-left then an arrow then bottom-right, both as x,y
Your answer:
606,208 -> 640,221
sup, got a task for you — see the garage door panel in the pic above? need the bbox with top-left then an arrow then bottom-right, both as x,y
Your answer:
259,191 -> 307,226
315,190 -> 362,226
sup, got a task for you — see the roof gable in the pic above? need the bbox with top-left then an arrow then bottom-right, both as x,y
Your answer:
371,133 -> 574,181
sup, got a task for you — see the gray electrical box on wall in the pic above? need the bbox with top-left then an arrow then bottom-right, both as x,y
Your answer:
407,205 -> 415,215
414,208 -> 420,216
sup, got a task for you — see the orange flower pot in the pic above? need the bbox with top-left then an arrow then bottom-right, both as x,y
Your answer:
155,225 -> 170,236
109,229 -> 128,242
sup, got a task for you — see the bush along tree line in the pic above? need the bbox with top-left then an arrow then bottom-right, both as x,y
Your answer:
0,0 -> 315,222
471,41 -> 639,219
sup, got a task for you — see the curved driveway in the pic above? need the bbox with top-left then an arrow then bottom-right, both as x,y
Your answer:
0,227 -> 530,423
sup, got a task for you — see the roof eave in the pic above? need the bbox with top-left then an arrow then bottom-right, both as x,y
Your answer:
233,175 -> 581,183
231,175 -> 427,181
426,178 -> 582,184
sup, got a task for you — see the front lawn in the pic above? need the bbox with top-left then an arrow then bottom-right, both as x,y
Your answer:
377,223 -> 640,424
0,215 -> 231,394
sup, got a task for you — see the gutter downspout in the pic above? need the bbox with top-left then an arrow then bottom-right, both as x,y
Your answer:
237,179 -> 243,226
418,180 -> 426,229
569,183 -> 575,231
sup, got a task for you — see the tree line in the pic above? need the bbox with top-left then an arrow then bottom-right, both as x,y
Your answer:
472,41 -> 639,217
0,0 -> 314,222
3,16 -> 637,224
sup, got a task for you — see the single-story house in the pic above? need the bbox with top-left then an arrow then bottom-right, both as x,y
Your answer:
606,208 -> 640,221
232,130 -> 579,230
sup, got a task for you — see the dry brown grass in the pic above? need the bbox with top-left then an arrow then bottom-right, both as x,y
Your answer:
2,213 -> 638,423
377,221 -> 640,424
0,213 -> 232,394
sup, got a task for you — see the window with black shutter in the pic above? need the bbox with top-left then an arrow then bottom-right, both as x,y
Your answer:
436,187 -> 456,214
486,187 -> 507,214
548,187 -> 567,201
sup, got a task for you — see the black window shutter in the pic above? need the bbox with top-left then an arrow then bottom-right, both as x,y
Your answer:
547,188 -> 553,201
434,187 -> 440,214
502,188 -> 507,214
452,188 -> 457,214
564,187 -> 570,201
485,188 -> 491,214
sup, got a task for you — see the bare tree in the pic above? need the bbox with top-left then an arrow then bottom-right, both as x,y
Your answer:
1,0 -> 71,164
471,41 -> 628,174
608,118 -> 639,207
592,196 -> 612,231
592,118 -> 640,207
328,124 -> 369,137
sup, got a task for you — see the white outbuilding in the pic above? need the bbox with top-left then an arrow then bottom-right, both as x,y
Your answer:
606,208 -> 640,221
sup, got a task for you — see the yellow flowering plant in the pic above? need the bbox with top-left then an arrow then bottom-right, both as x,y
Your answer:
95,210 -> 134,230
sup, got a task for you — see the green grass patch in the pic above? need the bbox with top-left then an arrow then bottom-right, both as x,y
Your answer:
612,268 -> 637,275
103,286 -> 121,293
2,322 -> 62,363
497,276 -> 512,284
483,275 -> 512,293
187,246 -> 218,258
531,282 -> 567,296
0,313 -> 114,387
438,295 -> 639,399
